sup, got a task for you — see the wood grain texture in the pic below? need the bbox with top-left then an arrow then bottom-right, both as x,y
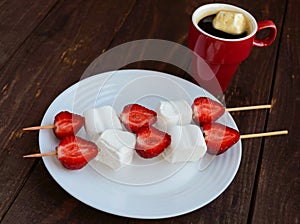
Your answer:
106,0 -> 202,77
1,161 -> 128,224
218,0 -> 288,223
0,0 -> 135,222
251,0 -> 300,222
0,0 -> 58,69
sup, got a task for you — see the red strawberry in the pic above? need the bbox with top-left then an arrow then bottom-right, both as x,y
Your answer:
135,126 -> 171,159
53,111 -> 85,139
120,104 -> 157,133
202,123 -> 240,155
192,97 -> 225,125
56,136 -> 98,170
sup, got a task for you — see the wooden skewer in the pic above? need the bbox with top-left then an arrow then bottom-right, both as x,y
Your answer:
23,151 -> 56,158
22,104 -> 271,131
240,130 -> 288,139
226,104 -> 271,112
23,130 -> 288,158
23,125 -> 56,131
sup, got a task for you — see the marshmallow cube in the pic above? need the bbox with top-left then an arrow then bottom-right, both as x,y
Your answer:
155,100 -> 192,131
94,129 -> 136,170
84,105 -> 122,141
213,10 -> 248,35
163,125 -> 207,163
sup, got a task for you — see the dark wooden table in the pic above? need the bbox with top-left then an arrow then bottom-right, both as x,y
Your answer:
0,0 -> 299,223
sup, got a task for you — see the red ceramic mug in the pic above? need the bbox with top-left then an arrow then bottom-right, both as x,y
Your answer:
188,3 -> 277,95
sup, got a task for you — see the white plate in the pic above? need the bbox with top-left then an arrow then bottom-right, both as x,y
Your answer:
39,69 -> 242,219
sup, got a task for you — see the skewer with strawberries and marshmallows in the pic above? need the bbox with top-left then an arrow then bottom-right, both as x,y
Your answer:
23,97 -> 269,135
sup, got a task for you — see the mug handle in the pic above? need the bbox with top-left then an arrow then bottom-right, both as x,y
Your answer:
253,20 -> 277,47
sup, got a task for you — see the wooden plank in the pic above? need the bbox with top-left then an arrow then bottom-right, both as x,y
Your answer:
251,0 -> 300,222
0,0 -> 135,221
0,0 -> 58,68
106,0 -> 203,77
1,161 -> 128,224
206,0 -> 286,222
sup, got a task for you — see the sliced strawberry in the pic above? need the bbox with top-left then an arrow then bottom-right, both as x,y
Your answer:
202,123 -> 240,155
135,126 -> 171,159
192,97 -> 225,125
53,111 -> 85,139
119,104 -> 157,133
56,136 -> 98,170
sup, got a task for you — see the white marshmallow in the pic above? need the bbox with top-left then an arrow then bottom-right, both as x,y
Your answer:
94,129 -> 136,170
155,100 -> 192,131
213,11 -> 248,35
163,125 -> 207,163
84,105 -> 122,141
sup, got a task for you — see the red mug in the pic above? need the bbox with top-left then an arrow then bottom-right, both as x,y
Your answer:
188,3 -> 277,96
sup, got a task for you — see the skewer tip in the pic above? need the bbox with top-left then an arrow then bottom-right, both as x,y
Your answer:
22,125 -> 56,131
23,151 -> 57,158
240,130 -> 288,140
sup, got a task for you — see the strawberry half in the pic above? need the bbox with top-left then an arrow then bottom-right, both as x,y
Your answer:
119,104 -> 157,133
202,123 -> 240,155
135,126 -> 171,159
53,111 -> 85,139
192,97 -> 225,125
56,136 -> 98,170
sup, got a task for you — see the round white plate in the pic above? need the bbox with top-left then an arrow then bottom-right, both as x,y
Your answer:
39,69 -> 242,219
